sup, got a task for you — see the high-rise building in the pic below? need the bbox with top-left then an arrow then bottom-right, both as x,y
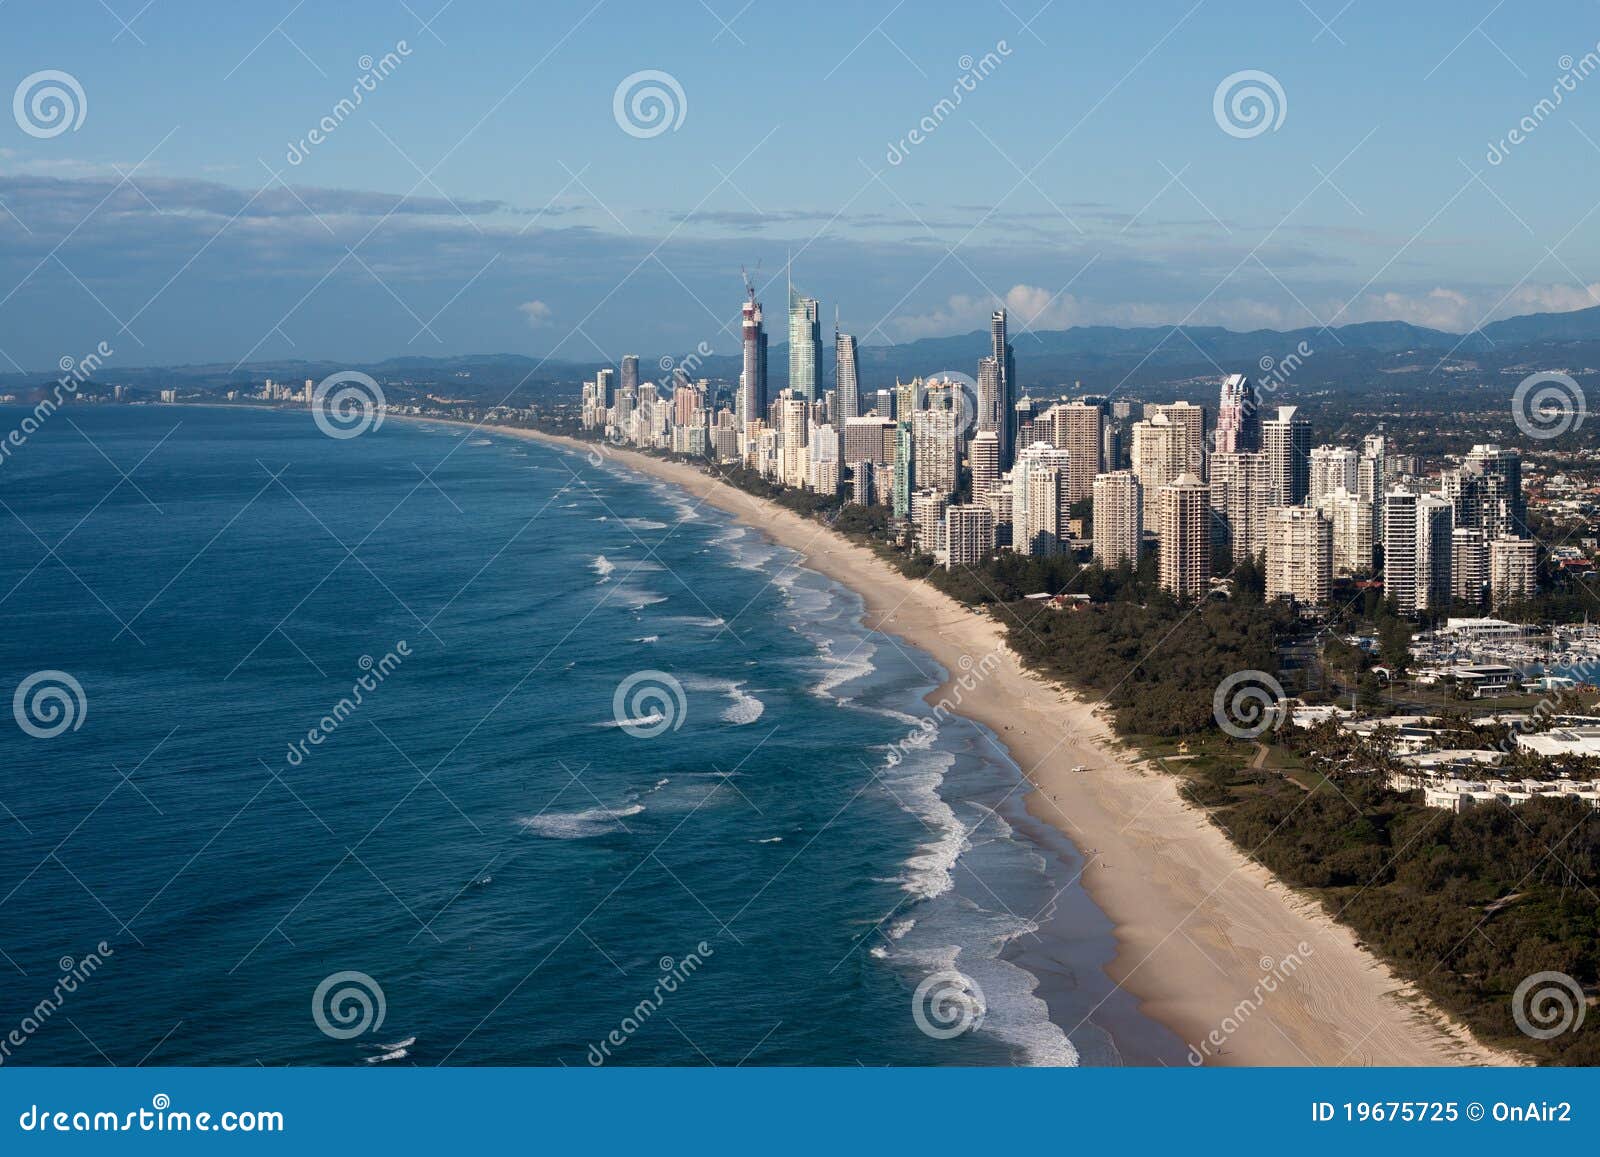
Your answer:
620,354 -> 639,397
1209,451 -> 1270,563
1417,496 -> 1454,612
1489,537 -> 1537,608
1359,433 -> 1388,535
739,291 -> 768,433
977,356 -> 1001,446
912,406 -> 960,498
1261,405 -> 1312,506
992,309 -> 1015,466
970,429 -> 1000,508
596,367 -> 617,408
849,460 -> 875,506
1383,490 -> 1419,615
1215,372 -> 1258,453
1266,506 -> 1332,606
1309,445 -> 1359,505
1012,442 -> 1074,557
1157,473 -> 1211,599
892,420 -> 913,519
911,488 -> 947,557
1025,466 -> 1069,556
1316,487 -> 1374,576
844,415 -> 897,465
834,329 -> 860,421
1131,414 -> 1181,533
1092,470 -> 1142,569
1452,527 -> 1487,604
1045,401 -> 1103,502
1444,444 -> 1526,542
1147,402 -> 1206,477
788,278 -> 822,402
944,505 -> 996,569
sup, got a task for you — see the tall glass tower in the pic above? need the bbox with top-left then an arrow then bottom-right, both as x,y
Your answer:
834,327 -> 859,421
788,267 -> 822,403
991,309 -> 1015,467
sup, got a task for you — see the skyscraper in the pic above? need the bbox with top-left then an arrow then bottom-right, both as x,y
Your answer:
1452,527 -> 1487,604
1131,414 -> 1181,534
1266,506 -> 1332,606
944,505 -> 996,569
977,356 -> 1001,444
1261,405 -> 1312,507
834,328 -> 860,421
620,354 -> 639,397
1045,401 -> 1104,502
739,290 -> 767,433
912,406 -> 959,498
1308,445 -> 1358,505
1157,473 -> 1211,599
1093,470 -> 1142,569
992,310 -> 1015,467
1215,372 -> 1258,453
596,367 -> 616,408
1209,451 -> 1270,563
1383,491 -> 1420,615
970,429 -> 1000,508
1147,402 -> 1206,477
1012,442 -> 1074,557
1317,488 -> 1374,576
788,273 -> 822,403
1417,496 -> 1454,612
1444,444 -> 1526,540
1489,537 -> 1537,608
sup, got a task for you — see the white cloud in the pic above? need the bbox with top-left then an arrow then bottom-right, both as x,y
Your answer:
518,299 -> 553,327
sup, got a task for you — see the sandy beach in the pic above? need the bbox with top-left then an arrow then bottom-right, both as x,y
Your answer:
496,424 -> 1521,1067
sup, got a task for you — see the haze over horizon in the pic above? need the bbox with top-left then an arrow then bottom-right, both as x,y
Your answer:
4,0 -> 1600,369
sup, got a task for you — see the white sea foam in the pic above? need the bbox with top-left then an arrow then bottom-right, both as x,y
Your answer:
597,712 -> 665,731
632,635 -> 659,644
682,676 -> 765,725
364,1048 -> 409,1064
810,637 -> 878,699
881,747 -> 964,900
592,555 -> 616,578
756,836 -> 783,844
622,518 -> 668,531
517,804 -> 644,840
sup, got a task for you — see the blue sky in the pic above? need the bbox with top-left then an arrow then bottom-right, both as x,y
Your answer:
2,0 -> 1599,370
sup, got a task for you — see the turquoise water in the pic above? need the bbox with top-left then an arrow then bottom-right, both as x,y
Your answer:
0,405 -> 1183,1066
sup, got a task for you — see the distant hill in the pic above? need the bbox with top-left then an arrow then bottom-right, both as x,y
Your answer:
8,302 -> 1600,400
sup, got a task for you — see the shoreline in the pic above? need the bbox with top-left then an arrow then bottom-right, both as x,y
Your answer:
430,418 -> 1523,1067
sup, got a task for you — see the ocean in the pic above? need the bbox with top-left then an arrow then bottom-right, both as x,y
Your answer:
0,404 -> 1186,1066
